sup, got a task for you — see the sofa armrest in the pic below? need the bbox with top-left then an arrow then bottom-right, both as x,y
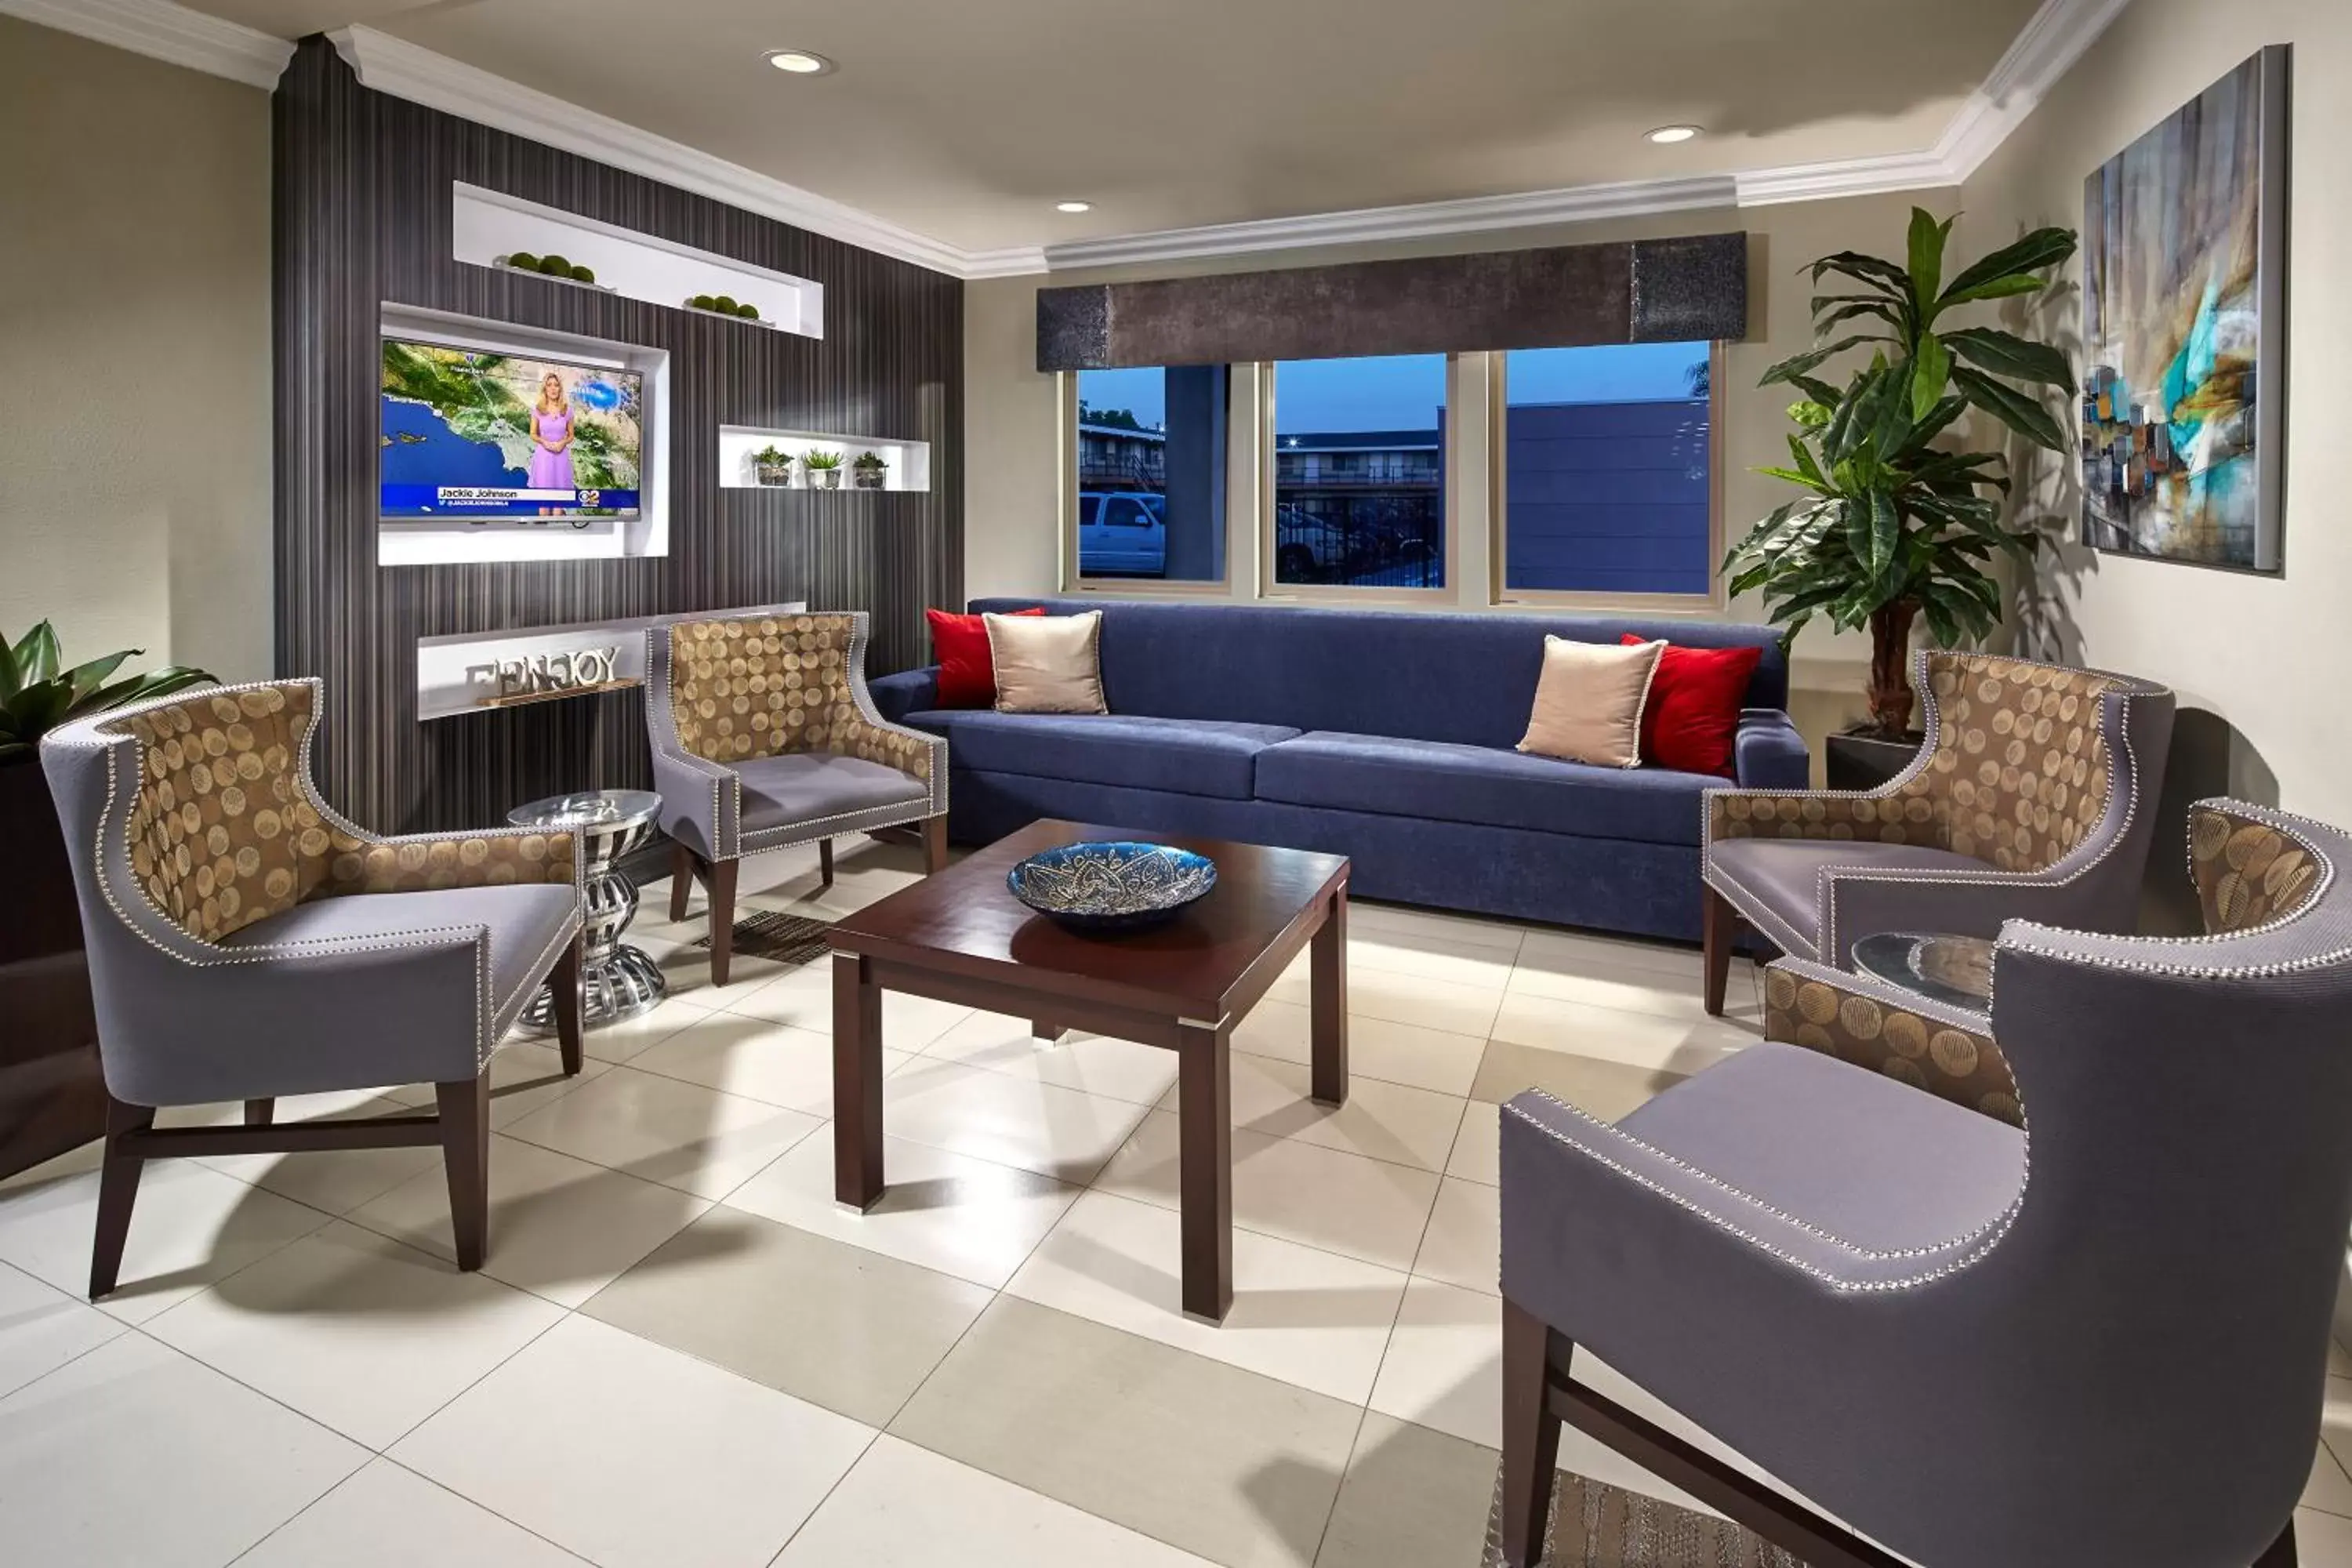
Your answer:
869,666 -> 939,727
1762,957 -> 2018,1125
1731,709 -> 1809,790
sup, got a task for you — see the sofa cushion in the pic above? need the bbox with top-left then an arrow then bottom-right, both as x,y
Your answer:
911,710 -> 1300,800
1254,731 -> 1721,845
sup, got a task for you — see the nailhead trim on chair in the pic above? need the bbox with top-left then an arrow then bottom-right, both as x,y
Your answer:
1503,1093 -> 2028,1294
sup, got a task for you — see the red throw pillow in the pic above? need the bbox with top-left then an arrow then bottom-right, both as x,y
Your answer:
1621,633 -> 1761,778
927,607 -> 1044,708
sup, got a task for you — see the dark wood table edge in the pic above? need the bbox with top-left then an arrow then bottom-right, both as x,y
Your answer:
826,861 -> 1350,1324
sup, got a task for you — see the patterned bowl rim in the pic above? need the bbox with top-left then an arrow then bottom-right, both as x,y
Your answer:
1006,840 -> 1218,913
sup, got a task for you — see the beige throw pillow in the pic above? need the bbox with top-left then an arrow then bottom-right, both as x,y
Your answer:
1517,636 -> 1664,768
987,610 -> 1109,714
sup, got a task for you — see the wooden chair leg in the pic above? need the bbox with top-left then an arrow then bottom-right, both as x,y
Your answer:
817,837 -> 834,886
669,838 -> 695,922
436,1073 -> 492,1272
922,814 -> 949,875
1500,1296 -> 1565,1568
552,934 -> 584,1078
2256,1519 -> 2298,1567
243,1098 -> 275,1127
89,1096 -> 153,1300
706,857 -> 739,988
1702,884 -> 1738,1018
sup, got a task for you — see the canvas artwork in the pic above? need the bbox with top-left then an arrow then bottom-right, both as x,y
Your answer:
2079,46 -> 2288,571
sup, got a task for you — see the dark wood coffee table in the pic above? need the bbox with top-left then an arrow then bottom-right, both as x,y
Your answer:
826,819 -> 1350,1323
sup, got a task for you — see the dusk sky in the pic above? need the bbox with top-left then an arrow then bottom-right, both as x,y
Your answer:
1079,342 -> 1708,434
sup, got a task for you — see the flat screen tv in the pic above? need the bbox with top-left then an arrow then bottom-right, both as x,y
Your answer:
380,339 -> 644,523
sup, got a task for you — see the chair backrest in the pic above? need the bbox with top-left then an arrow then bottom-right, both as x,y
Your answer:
1969,798 -> 2352,1562
84,681 -> 331,942
964,597 -> 1789,747
652,612 -> 866,764
1863,649 -> 2171,874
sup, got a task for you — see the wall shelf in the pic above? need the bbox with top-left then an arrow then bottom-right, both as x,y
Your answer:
452,183 -> 824,339
416,601 -> 806,722
717,424 -> 931,493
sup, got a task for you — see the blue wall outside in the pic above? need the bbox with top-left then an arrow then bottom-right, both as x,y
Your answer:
1504,399 -> 1711,595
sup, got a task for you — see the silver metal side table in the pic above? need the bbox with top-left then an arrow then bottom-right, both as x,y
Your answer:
508,789 -> 666,1030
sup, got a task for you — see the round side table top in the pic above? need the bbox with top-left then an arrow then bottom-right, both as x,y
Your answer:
1850,931 -> 1996,1010
507,789 -> 662,833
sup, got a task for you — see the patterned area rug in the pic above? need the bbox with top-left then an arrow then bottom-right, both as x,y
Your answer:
691,912 -> 834,967
1483,1468 -> 1807,1568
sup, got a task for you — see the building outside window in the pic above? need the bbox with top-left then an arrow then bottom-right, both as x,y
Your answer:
1269,354 -> 1446,591
1071,366 -> 1228,583
1497,342 -> 1715,598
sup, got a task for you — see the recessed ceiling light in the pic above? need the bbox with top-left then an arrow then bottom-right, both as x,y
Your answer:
764,49 -> 835,75
1055,201 -> 1094,214
1646,125 -> 1702,144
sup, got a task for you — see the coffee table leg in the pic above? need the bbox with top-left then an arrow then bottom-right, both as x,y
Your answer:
833,953 -> 884,1211
1032,1022 -> 1067,1042
1311,885 -> 1349,1107
1178,1023 -> 1233,1324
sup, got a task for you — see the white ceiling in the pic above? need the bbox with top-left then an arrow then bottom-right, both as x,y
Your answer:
164,0 -> 2050,254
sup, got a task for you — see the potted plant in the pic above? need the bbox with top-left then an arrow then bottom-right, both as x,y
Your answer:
1722,208 -> 2076,783
851,451 -> 888,491
802,449 -> 845,491
752,445 -> 794,487
1,625 -> 211,1176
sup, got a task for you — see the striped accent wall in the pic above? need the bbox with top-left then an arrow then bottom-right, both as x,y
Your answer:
274,37 -> 962,833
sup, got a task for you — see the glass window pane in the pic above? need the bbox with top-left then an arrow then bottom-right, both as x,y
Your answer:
1502,343 -> 1711,596
1271,354 -> 1446,590
1075,366 -> 1227,582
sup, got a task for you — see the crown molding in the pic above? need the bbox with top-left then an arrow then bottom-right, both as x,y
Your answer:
0,0 -> 291,89
331,26 -> 986,278
6,0 -> 2131,280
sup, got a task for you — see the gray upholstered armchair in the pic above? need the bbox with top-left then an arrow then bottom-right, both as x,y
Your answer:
1497,797 -> 2352,1568
1698,650 -> 2173,1013
648,612 -> 947,984
39,678 -> 584,1297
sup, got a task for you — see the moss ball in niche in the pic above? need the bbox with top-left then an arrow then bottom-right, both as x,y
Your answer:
570,264 -> 596,284
736,302 -> 760,320
537,253 -> 572,275
505,251 -> 539,271
688,294 -> 713,310
713,295 -> 739,314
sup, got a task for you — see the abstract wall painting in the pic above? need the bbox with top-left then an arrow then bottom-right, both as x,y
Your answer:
2080,45 -> 2288,572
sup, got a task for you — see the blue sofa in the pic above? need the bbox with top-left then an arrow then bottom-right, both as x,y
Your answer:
869,598 -> 1806,942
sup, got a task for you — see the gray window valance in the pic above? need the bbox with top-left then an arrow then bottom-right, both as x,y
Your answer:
1036,232 -> 1748,371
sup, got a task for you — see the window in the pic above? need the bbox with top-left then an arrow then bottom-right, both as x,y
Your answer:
1269,354 -> 1446,591
1497,342 -> 1715,597
1071,365 -> 1228,583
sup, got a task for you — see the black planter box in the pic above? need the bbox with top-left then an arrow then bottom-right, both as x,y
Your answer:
0,757 -> 103,1177
1826,731 -> 1924,792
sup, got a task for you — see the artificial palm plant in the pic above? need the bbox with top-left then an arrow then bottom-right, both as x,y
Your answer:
0,623 -> 212,761
1723,209 -> 2077,736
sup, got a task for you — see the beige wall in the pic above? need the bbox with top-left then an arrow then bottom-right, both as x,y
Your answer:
966,193 -> 1956,748
1961,0 -> 2350,820
0,18 -> 274,682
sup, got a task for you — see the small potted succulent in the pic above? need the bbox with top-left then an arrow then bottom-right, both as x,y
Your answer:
801,449 -> 845,491
751,445 -> 794,487
851,451 -> 888,491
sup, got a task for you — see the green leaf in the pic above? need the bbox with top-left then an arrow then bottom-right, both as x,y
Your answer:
0,636 -> 18,703
1813,300 -> 1904,337
67,665 -> 213,721
1756,466 -> 1829,493
1942,327 -> 2074,391
1788,434 -> 1828,488
1953,365 -> 2067,451
1892,395 -> 1971,457
1809,251 -> 1913,298
1910,335 -> 1952,421
60,650 -> 135,705
1936,227 -> 2077,307
1867,360 -> 1919,459
1786,374 -> 1843,408
1906,209 -> 1951,320
1759,335 -> 1879,388
13,623 -> 60,686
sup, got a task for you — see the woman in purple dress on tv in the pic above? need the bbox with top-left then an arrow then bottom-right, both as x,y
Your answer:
527,371 -> 575,516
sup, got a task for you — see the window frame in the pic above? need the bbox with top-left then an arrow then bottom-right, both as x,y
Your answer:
1256,353 -> 1460,605
1059,368 -> 1235,597
1486,339 -> 1726,612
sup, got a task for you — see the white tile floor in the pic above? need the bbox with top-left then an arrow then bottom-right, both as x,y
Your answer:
2,834 -> 2348,1566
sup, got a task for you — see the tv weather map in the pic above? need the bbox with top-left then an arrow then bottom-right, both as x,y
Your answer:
379,341 -> 644,524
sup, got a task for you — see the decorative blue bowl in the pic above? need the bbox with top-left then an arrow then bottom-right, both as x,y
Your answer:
1007,841 -> 1218,931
